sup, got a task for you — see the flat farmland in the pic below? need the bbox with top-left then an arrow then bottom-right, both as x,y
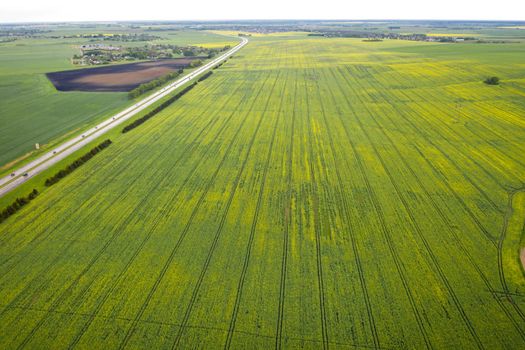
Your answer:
0,30 -> 236,169
1,34 -> 525,349
46,57 -> 205,92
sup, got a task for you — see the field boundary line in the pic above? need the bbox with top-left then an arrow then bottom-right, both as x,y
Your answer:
0,303 -> 387,350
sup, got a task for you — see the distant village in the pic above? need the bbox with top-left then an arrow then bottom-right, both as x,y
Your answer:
307,31 -> 477,42
72,43 -> 231,66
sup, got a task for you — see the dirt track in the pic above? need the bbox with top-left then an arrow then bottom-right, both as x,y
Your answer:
46,57 -> 206,92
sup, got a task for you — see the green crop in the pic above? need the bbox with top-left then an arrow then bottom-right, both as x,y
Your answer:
0,34 -> 524,349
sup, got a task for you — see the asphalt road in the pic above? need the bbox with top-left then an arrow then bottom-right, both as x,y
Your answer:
0,37 -> 248,198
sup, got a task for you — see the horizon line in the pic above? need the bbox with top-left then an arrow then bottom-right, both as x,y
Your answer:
2,18 -> 525,25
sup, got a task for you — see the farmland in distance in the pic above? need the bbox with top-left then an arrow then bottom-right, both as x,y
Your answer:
0,28 -> 236,168
1,33 -> 525,349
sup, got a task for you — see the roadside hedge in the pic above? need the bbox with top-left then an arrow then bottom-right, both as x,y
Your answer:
128,70 -> 183,99
197,71 -> 213,82
213,61 -> 225,69
122,82 -> 197,133
0,189 -> 39,224
44,139 -> 113,187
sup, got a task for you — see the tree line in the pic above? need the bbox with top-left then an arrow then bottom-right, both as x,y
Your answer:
128,58 -> 205,100
213,60 -> 226,69
197,71 -> 213,82
122,83 -> 197,134
128,69 -> 183,99
0,189 -> 39,224
44,139 -> 113,187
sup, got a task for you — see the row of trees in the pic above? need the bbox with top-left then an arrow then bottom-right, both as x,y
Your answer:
122,83 -> 197,133
189,60 -> 203,68
213,60 -> 226,70
0,189 -> 38,224
128,69 -> 184,99
183,45 -> 231,58
128,45 -> 229,100
197,71 -> 213,82
44,139 -> 113,187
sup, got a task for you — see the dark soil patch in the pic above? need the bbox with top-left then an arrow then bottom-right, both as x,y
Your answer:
46,57 -> 206,92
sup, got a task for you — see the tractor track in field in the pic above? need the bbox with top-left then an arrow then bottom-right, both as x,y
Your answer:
0,37 -> 248,198
0,74 -> 227,251
116,73 -> 275,350
398,98 -> 506,213
275,74 -> 297,350
339,70 -> 485,350
382,92 -> 503,244
358,79 -> 525,340
223,75 -> 286,349
359,66 -> 525,333
414,145 -> 497,245
368,74 -> 503,242
173,73 -> 283,349
1,303 -> 389,350
314,69 -> 381,349
471,102 -> 525,150
11,73 -> 245,348
2,143 -> 170,324
345,66 -> 505,216
303,69 -> 329,350
13,85 -> 241,347
497,187 -> 525,321
411,87 -> 524,189
339,66 -> 496,246
402,87 -> 511,199
0,76 -> 230,279
386,67 -> 525,186
66,76 -> 252,349
349,67 -> 505,215
400,69 -> 525,172
328,68 -> 433,350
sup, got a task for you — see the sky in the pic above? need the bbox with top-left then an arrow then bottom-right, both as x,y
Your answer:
1,0 -> 524,23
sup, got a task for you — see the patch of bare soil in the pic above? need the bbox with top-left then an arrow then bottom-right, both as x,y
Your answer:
46,57 -> 205,92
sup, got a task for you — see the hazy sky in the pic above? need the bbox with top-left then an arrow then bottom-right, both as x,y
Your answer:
1,0 -> 524,23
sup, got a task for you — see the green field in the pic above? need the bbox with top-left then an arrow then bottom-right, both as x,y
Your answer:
1,33 -> 525,349
0,29 -> 236,168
